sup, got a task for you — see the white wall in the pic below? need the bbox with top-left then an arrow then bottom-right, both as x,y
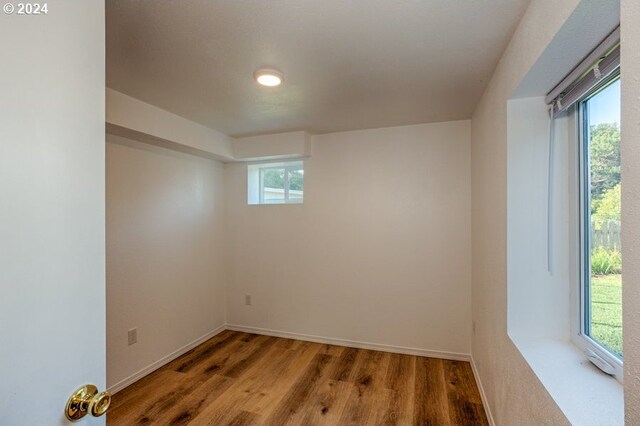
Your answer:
470,1 -> 582,424
0,3 -> 106,425
107,89 -> 234,161
507,98 -> 571,340
233,131 -> 311,161
106,134 -> 227,389
472,0 -> 633,423
621,0 -> 640,422
225,121 -> 472,356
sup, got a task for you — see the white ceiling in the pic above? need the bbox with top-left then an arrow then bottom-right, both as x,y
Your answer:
106,0 -> 530,137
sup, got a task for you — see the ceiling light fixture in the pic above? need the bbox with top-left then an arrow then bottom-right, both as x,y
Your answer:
254,68 -> 283,87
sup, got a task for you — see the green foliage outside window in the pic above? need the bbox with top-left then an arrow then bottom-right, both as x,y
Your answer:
591,246 -> 622,275
589,122 -> 620,203
263,169 -> 303,191
592,183 -> 621,225
589,122 -> 621,276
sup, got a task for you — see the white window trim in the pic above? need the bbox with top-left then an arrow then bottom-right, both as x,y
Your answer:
258,164 -> 301,204
507,100 -> 623,426
569,74 -> 623,383
248,160 -> 303,205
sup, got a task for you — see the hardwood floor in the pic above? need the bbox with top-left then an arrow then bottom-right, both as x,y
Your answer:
107,331 -> 488,425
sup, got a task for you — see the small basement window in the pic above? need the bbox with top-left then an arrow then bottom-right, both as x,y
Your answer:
248,161 -> 304,205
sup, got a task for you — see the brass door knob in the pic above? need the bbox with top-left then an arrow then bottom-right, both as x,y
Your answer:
65,384 -> 111,421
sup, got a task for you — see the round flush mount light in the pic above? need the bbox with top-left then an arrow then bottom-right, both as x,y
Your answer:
254,68 -> 283,87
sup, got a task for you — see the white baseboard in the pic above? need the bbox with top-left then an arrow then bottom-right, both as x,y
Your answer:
225,324 -> 471,362
107,324 -> 226,394
471,356 -> 495,426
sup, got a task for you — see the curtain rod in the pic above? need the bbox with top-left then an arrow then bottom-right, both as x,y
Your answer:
545,26 -> 620,105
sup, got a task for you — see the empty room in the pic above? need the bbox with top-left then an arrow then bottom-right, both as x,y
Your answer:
2,1 -> 639,425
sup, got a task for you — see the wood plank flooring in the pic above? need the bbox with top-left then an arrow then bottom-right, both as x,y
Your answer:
107,331 -> 488,426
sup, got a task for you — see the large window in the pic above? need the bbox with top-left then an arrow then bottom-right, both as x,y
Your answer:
248,161 -> 304,205
579,75 -> 622,364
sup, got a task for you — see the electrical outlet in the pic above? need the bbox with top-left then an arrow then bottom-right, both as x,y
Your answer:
244,294 -> 252,306
128,328 -> 137,345
472,321 -> 476,335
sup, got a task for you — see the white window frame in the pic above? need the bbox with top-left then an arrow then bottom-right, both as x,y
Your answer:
571,71 -> 623,382
247,160 -> 303,205
258,164 -> 296,204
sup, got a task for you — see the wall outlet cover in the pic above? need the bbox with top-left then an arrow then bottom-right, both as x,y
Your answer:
128,328 -> 137,345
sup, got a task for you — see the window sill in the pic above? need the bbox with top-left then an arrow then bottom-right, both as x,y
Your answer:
509,334 -> 623,426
